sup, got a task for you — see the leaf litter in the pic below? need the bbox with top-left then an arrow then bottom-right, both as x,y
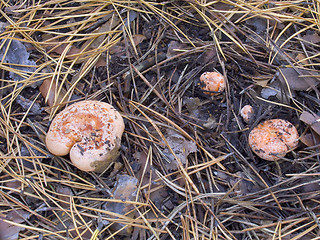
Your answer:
103,175 -> 138,236
161,129 -> 197,170
277,67 -> 320,91
0,39 -> 38,87
2,1 -> 320,239
0,210 -> 30,240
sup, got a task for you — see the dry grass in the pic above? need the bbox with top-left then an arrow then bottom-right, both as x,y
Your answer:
1,0 -> 320,239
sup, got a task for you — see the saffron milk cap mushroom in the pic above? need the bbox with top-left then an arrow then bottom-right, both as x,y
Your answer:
248,119 -> 299,161
199,71 -> 225,95
240,105 -> 254,123
46,100 -> 125,172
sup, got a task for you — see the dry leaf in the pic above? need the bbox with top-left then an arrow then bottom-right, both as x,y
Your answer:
166,41 -> 187,58
51,42 -> 107,67
301,33 -> 320,44
253,79 -> 270,87
300,132 -> 320,147
111,175 -> 138,201
89,15 -> 120,49
199,48 -> 217,65
103,175 -> 138,236
184,97 -> 202,117
131,34 -> 146,46
0,21 -> 8,33
52,44 -> 84,61
132,151 -> 149,184
39,77 -> 66,108
133,150 -> 169,209
0,39 -> 38,87
296,53 -> 308,65
260,86 -> 278,99
300,111 -> 320,135
203,115 -> 217,129
109,34 -> 146,57
16,95 -> 42,114
95,54 -> 107,67
66,224 -> 92,239
5,180 -> 21,189
246,17 -> 267,34
251,73 -> 273,87
19,140 -> 46,169
0,210 -> 30,240
278,67 -> 319,91
300,111 -> 317,125
300,176 -> 320,193
56,186 -> 72,209
162,129 -> 197,170
55,187 -> 92,239
230,172 -> 255,195
213,2 -> 234,11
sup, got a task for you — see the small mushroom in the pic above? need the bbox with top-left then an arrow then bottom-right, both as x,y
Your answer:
199,71 -> 225,95
240,105 -> 254,123
248,119 -> 299,161
46,100 -> 125,172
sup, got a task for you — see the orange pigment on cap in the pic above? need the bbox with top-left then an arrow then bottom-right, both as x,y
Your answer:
248,119 -> 299,161
199,72 -> 225,95
46,100 -> 124,172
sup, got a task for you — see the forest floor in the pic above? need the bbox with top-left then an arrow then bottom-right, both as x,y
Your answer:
1,1 -> 320,239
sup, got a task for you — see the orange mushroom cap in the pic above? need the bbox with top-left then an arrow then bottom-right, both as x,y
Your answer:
199,72 -> 225,95
248,119 -> 299,161
46,100 -> 125,172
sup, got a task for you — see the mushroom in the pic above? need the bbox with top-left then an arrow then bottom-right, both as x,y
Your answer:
248,119 -> 299,161
199,71 -> 225,95
240,105 -> 254,123
46,100 -> 125,172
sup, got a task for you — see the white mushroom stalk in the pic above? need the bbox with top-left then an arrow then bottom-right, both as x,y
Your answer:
46,100 -> 125,172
